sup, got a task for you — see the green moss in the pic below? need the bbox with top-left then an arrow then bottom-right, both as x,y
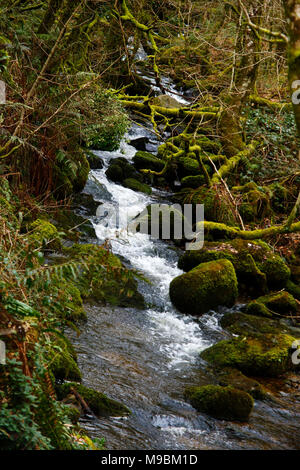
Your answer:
220,311 -> 288,336
244,291 -> 298,318
123,178 -> 152,194
133,151 -> 165,172
57,383 -> 130,417
63,244 -> 145,309
50,337 -> 82,382
169,259 -> 238,315
262,256 -> 291,289
286,280 -> 300,300
178,156 -> 201,177
216,368 -> 266,399
106,158 -> 140,183
28,218 -> 62,250
178,239 -> 290,293
181,175 -> 205,189
190,187 -> 237,226
59,280 -> 87,322
200,333 -> 296,377
184,385 -> 254,421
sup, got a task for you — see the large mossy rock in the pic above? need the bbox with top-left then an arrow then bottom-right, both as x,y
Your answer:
220,311 -> 294,337
133,151 -> 165,173
63,244 -> 145,309
200,333 -> 296,377
133,204 -> 186,241
184,385 -> 254,421
169,259 -> 238,315
243,291 -> 298,318
186,187 -> 237,227
57,383 -> 130,418
178,239 -> 290,294
105,157 -> 140,183
50,337 -> 82,382
180,175 -> 205,189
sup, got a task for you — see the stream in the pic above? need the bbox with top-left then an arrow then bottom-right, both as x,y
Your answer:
68,70 -> 300,450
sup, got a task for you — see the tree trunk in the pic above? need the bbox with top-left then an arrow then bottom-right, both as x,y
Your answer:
218,1 -> 261,157
38,0 -> 64,34
283,0 -> 300,142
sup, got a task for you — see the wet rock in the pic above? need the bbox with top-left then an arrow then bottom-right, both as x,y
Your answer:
63,243 -> 145,310
130,136 -> 149,151
184,385 -> 254,422
216,367 -> 266,399
106,157 -> 141,184
169,259 -> 238,315
220,311 -> 290,336
123,178 -> 152,195
85,150 -> 104,170
57,383 -> 130,418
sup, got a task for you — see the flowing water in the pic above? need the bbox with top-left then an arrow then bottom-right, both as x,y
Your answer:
68,122 -> 300,450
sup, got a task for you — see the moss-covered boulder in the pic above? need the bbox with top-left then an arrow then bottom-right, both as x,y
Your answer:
57,383 -> 130,417
200,333 -> 296,377
123,178 -> 152,195
28,219 -> 62,251
106,163 -> 124,183
286,280 -> 300,300
184,385 -> 254,421
133,204 -> 186,241
216,368 -> 266,399
63,244 -> 145,309
178,239 -> 290,294
181,175 -> 205,189
244,291 -> 298,318
220,311 -> 288,336
187,187 -> 237,227
105,157 -> 140,184
169,259 -> 238,315
50,337 -> 82,382
133,151 -> 165,173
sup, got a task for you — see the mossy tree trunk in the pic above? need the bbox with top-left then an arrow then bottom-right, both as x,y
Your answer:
218,1 -> 262,157
283,1 -> 300,143
38,0 -> 64,34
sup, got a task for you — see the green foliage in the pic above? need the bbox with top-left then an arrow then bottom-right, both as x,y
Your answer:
79,89 -> 129,151
243,108 -> 300,182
